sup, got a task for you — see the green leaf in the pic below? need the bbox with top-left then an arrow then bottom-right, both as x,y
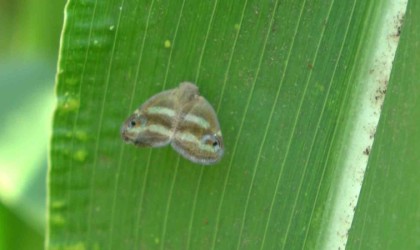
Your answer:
347,0 -> 420,249
48,0 -> 410,249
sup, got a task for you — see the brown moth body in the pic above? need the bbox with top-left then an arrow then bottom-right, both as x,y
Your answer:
121,82 -> 224,165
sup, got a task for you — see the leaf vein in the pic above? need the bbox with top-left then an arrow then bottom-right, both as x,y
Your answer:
210,1 -> 249,249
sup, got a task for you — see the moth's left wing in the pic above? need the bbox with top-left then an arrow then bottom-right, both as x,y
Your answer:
121,88 -> 177,147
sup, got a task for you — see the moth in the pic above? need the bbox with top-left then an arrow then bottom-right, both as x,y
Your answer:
120,82 -> 224,165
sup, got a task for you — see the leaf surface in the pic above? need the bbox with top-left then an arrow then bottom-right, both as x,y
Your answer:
48,0 -> 409,249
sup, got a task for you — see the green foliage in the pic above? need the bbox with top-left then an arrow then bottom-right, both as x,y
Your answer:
0,0 -> 65,249
48,0 -> 418,249
347,0 -> 420,249
0,203 -> 43,250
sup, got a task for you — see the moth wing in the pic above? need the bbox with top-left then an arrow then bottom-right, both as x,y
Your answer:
121,88 -> 178,147
171,96 -> 224,165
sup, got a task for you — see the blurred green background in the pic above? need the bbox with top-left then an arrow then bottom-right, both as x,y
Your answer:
0,0 -> 66,249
